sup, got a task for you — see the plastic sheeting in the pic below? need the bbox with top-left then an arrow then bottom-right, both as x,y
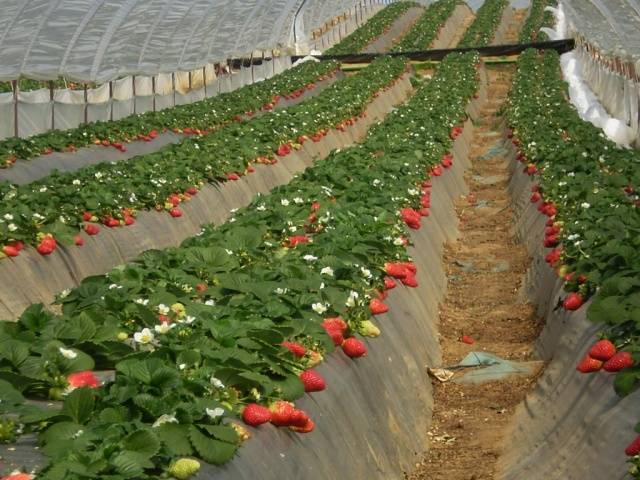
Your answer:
546,3 -> 639,147
0,0 -> 394,84
0,58 -> 291,140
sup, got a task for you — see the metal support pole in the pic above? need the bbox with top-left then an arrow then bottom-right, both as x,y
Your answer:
188,71 -> 192,91
83,83 -> 88,124
203,66 -> 207,96
271,51 -> 276,77
49,81 -> 55,130
152,76 -> 156,112
109,81 -> 113,121
250,53 -> 254,84
12,80 -> 18,137
132,76 -> 136,114
172,73 -> 176,106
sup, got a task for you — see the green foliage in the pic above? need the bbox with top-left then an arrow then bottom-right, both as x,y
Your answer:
458,0 -> 508,48
392,0 -> 463,52
325,2 -> 419,55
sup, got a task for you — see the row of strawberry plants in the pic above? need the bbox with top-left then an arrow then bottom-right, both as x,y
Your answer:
518,0 -> 555,42
324,1 -> 418,55
0,50 -> 480,479
506,48 -> 640,473
0,57 -> 407,256
457,0 -> 508,47
0,60 -> 339,168
391,0 -> 462,52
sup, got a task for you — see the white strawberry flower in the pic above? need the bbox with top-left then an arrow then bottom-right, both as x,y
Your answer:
178,363 -> 187,370
72,179 -> 81,186
59,347 -> 78,359
154,322 -> 175,334
320,266 -> 334,276
393,237 -> 405,246
210,377 -> 225,389
204,300 -> 215,306
39,187 -> 48,192
293,197 -> 304,204
372,179 -> 381,187
346,290 -> 359,307
311,302 -> 328,314
303,254 -> 318,262
225,249 -> 233,255
256,204 -> 266,211
407,188 -> 419,196
7,223 -> 17,232
3,213 -> 13,220
288,226 -> 297,232
135,298 -> 149,306
360,267 -> 372,278
580,202 -> 590,209
133,328 -> 155,344
94,172 -> 103,179
157,304 -> 170,315
206,407 -> 225,419
280,199 -> 290,206
152,413 -> 178,428
60,289 -> 71,298
274,288 -> 288,295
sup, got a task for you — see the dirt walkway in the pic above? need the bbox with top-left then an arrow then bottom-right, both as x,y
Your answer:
405,10 -> 543,480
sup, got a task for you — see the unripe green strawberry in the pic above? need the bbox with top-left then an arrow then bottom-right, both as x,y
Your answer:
168,458 -> 201,479
359,320 -> 380,337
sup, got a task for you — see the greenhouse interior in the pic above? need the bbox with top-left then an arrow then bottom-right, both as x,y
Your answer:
0,0 -> 638,479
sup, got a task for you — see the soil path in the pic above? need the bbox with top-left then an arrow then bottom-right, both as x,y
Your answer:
406,9 -> 544,480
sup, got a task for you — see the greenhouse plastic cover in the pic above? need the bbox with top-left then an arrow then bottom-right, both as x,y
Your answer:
561,0 -> 640,62
0,0 -> 413,83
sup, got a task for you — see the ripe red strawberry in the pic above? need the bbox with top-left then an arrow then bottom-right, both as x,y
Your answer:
2,245 -> 19,257
36,235 -> 56,255
530,192 -> 541,203
149,129 -> 158,139
291,417 -> 315,433
300,370 -> 326,392
325,329 -> 344,346
376,289 -> 387,300
84,224 -> 100,235
543,235 -> 559,248
186,186 -> 198,195
420,196 -> 430,208
603,351 -> 634,372
74,235 -> 84,246
286,235 -> 309,247
384,277 -> 396,290
545,248 -> 562,265
276,144 -> 291,157
441,154 -> 453,168
196,283 -> 207,293
369,298 -> 389,315
588,340 -> 617,361
105,217 -> 120,227
322,317 -> 348,333
246,165 -> 255,173
242,403 -> 272,426
82,211 -> 93,221
401,273 -> 418,287
578,274 -> 587,284
625,435 -> 640,456
288,409 -> 310,428
461,335 -> 475,345
226,172 -> 240,181
576,354 -> 603,373
282,341 -> 306,357
342,337 -> 367,358
400,208 -> 421,229
270,401 -> 295,426
124,216 -> 135,226
431,165 -> 443,177
385,262 -> 408,279
563,292 -> 583,311
419,208 -> 430,217
400,261 -> 417,274
169,208 -> 182,218
525,164 -> 537,175
67,370 -> 99,388
311,201 -> 320,211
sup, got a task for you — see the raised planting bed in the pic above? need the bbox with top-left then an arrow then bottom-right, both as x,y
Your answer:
0,58 -> 414,320
497,46 -> 640,479
324,2 -> 419,55
0,60 -> 339,168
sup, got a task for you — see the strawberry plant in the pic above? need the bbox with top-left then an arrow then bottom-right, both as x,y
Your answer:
0,50 -> 482,478
324,1 -> 419,55
0,57 -> 407,252
507,45 -> 640,475
457,0 -> 508,48
0,60 -> 339,167
391,0 -> 463,52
